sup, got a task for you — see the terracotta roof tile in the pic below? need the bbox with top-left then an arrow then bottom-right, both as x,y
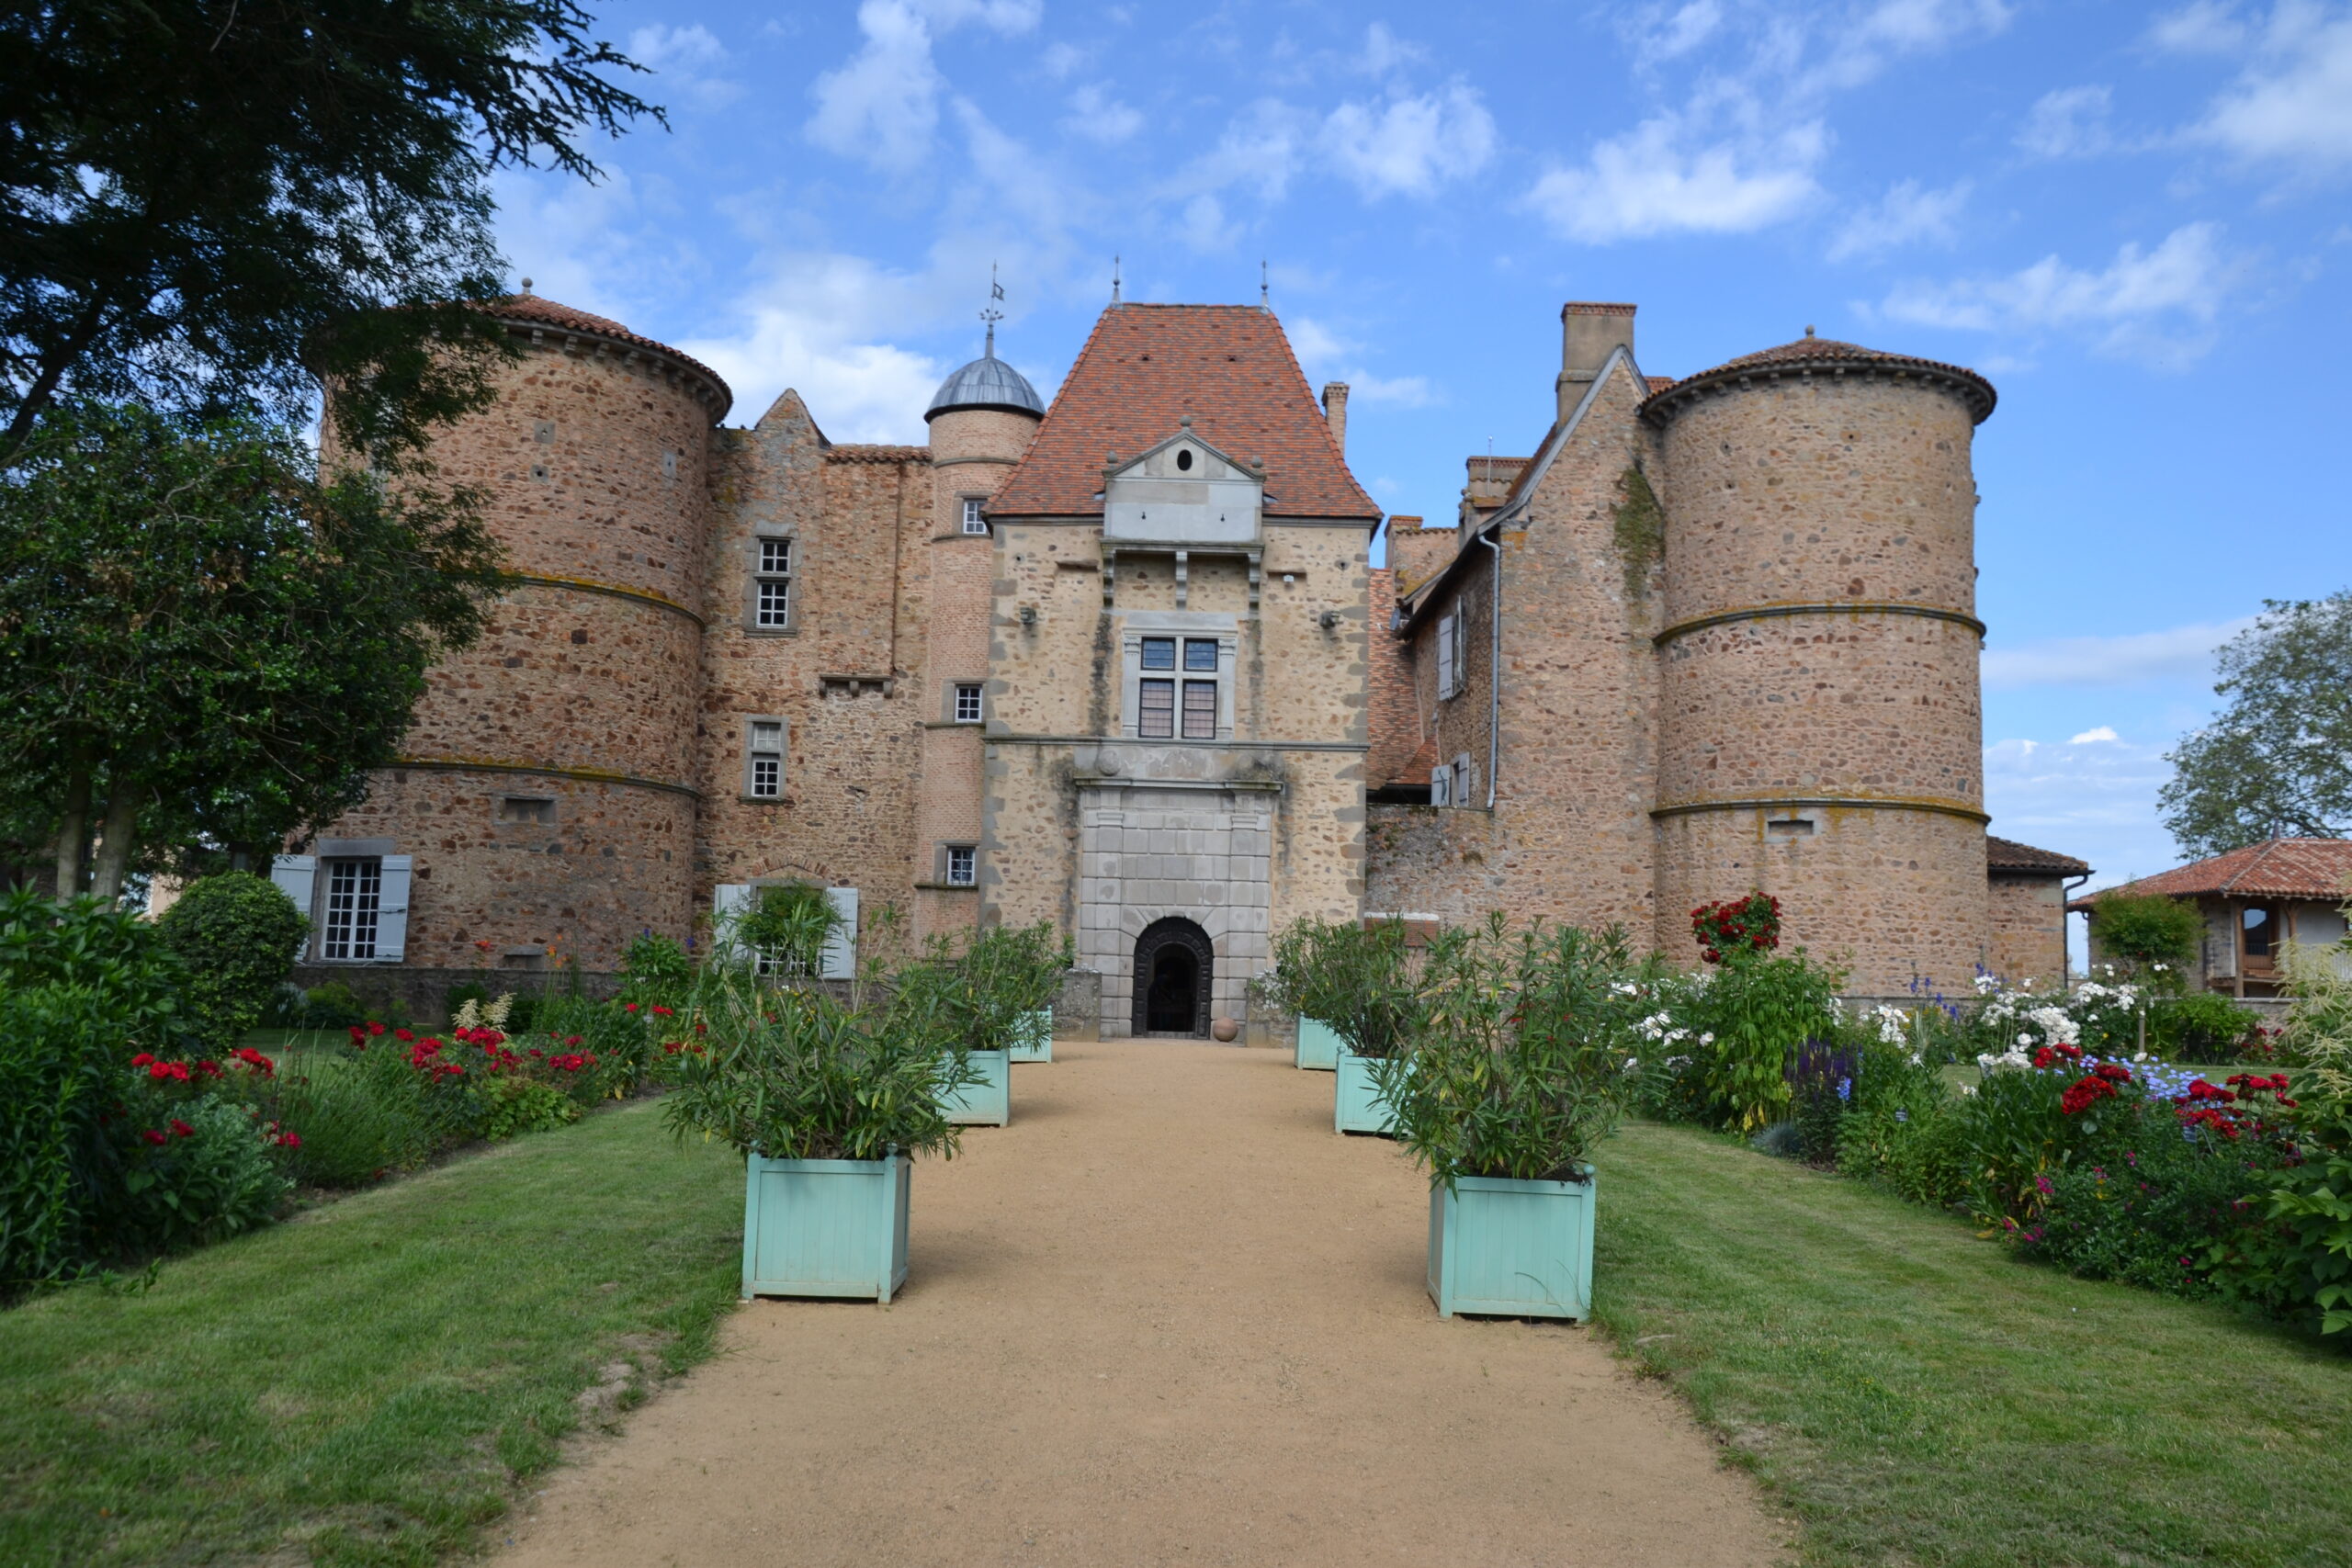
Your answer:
1986,836 -> 2091,876
989,305 -> 1380,521
490,293 -> 731,414
1641,334 -> 1995,425
2076,838 -> 2352,907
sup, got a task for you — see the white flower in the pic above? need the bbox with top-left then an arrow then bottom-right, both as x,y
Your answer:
2132,1051 -> 2149,1063
1698,1032 -> 1714,1045
1973,974 -> 2003,996
1960,1083 -> 1977,1097
1872,1004 -> 1909,1043
1906,1052 -> 1924,1067
1623,1057 -> 1641,1074
2017,1032 -> 2034,1046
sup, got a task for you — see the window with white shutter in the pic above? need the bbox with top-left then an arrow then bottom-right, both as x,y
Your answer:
1436,611 -> 1457,699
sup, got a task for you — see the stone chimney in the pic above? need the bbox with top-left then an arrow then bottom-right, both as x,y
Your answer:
1385,515 -> 1452,595
1321,381 -> 1350,453
1556,302 -> 1636,421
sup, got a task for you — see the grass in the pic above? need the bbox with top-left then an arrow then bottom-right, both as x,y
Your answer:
0,1100 -> 743,1568
1595,1119 -> 2352,1568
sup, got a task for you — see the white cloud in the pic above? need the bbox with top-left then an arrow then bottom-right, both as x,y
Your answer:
2187,3 -> 2352,172
2017,85 -> 2115,158
1178,193 -> 1236,252
1354,21 -> 1429,76
1063,84 -> 1143,145
2151,0 -> 2252,54
807,0 -> 1043,174
628,23 -> 742,110
1880,222 -> 2251,366
1984,730 -> 2179,891
1827,177 -> 1969,260
2070,725 -> 2122,743
1629,1 -> 1725,64
1804,0 -> 2015,94
1340,371 -> 1436,407
1040,41 -> 1086,79
1981,616 -> 2256,688
1523,114 -> 1825,242
674,254 -> 951,445
1320,83 -> 1497,199
1286,316 -> 1439,408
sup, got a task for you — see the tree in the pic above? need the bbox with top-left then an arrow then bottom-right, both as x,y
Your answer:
0,402 -> 503,897
154,872 -> 310,1052
0,0 -> 659,465
2085,889 -> 2200,988
2160,592 -> 2352,858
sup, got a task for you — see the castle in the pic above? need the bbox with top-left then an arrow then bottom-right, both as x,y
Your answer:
275,290 -> 2087,1032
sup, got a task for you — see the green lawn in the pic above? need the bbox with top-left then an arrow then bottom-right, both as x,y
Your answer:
1596,1120 -> 2352,1568
0,1100 -> 742,1568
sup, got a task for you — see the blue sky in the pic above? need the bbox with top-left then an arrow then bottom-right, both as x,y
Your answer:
493,0 -> 2352,911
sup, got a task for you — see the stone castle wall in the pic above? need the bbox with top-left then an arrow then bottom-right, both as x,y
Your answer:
1987,874 -> 2070,989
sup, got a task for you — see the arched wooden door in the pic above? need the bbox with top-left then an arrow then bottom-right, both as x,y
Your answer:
1133,917 -> 1214,1038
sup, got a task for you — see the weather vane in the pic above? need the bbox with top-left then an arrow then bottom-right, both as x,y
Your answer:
981,261 -> 1004,356
1261,259 -> 1269,310
1112,254 -> 1122,305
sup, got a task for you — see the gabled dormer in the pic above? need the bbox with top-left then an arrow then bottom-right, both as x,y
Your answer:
1102,417 -> 1265,544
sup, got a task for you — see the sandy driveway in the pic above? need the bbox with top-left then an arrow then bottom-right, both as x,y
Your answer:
498,1042 -> 1779,1567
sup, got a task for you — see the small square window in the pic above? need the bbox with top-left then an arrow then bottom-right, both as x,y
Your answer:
1140,637 -> 1176,671
954,682 -> 983,723
1182,638 -> 1219,672
944,845 -> 977,886
961,498 -> 989,535
1138,678 -> 1175,739
496,796 -> 554,825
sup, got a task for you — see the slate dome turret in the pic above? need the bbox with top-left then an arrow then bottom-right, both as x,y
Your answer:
925,342 -> 1046,422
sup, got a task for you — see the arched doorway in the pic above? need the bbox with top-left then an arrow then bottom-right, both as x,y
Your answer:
1133,918 -> 1214,1038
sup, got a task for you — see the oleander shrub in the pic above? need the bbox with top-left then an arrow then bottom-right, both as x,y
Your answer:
0,985 -> 123,1291
0,889 -> 187,1055
617,931 -> 695,1010
1261,915 -> 1424,1059
154,873 -> 310,1053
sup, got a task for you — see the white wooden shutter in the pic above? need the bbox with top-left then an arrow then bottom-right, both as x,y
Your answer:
1435,612 -> 1456,698
713,884 -> 752,955
374,855 -> 413,962
820,886 -> 859,979
270,856 -> 317,955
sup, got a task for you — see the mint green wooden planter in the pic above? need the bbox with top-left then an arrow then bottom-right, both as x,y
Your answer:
1008,1009 -> 1053,1064
741,1152 -> 910,1303
1333,1048 -> 1399,1135
940,1048 -> 1011,1125
1426,1168 -> 1596,1321
1295,1017 -> 1342,1070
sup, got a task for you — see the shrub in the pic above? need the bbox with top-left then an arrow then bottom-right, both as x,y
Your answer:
296,982 -> 368,1031
1378,918 -> 1640,1184
532,993 -> 660,1100
2087,890 -> 2201,984
2154,991 -> 2265,1062
1262,916 -> 1423,1058
103,1093 -> 292,1255
153,873 -> 309,1053
478,1075 -> 580,1139
734,883 -> 842,977
1679,950 -> 1841,1132
891,921 -> 1073,1055
617,931 -> 694,1010
271,1060 -> 429,1187
2021,1128 -> 2297,1299
0,888 -> 187,1055
0,985 -> 123,1290
662,957 -> 977,1162
1690,891 -> 1781,963
1838,1097 -> 1970,1207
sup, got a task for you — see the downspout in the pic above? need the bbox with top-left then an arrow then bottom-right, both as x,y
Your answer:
2062,872 -> 2091,985
1480,527 -> 1502,809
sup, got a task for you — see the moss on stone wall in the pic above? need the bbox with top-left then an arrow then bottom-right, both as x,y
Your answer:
1611,464 -> 1665,598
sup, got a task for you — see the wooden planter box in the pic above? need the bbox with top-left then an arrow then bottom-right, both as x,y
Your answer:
741,1152 -> 910,1303
1427,1169 -> 1596,1321
1008,1009 -> 1053,1064
1295,1017 -> 1342,1071
1333,1048 -> 1399,1135
940,1048 -> 1012,1125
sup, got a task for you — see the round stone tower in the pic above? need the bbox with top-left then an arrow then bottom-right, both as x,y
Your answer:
1641,334 -> 1996,995
364,290 -> 730,974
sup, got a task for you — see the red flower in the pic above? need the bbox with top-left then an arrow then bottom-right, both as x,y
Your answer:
623,1002 -> 640,1013
395,1028 -> 413,1042
348,1026 -> 367,1043
564,1034 -> 582,1047
650,1006 -> 673,1017
130,1053 -> 155,1067
368,1021 -> 387,1036
277,1132 -> 301,1148
169,1119 -> 194,1138
149,1060 -> 190,1082
2093,1063 -> 2132,1084
2060,1075 -> 2118,1116
141,1128 -> 167,1145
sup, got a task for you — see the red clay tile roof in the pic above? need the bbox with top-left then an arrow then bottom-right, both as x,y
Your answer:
1645,375 -> 1677,394
2074,839 -> 2352,908
491,292 -> 733,416
1365,569 -> 1425,788
1986,836 -> 2091,876
1640,334 -> 1995,425
989,305 -> 1380,521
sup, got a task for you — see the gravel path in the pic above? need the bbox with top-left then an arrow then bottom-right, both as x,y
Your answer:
498,1042 -> 1780,1567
